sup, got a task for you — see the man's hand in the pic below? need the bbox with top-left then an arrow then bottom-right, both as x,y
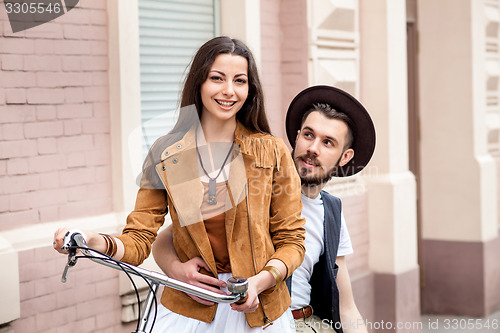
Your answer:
152,225 -> 226,306
169,256 -> 227,306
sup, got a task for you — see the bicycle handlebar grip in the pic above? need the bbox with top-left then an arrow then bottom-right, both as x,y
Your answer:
226,276 -> 248,305
62,229 -> 86,252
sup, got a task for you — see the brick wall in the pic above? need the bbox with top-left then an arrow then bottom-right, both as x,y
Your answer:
0,0 -> 113,231
279,0 -> 308,136
11,247 -> 132,333
260,0 -> 308,141
0,1 -> 127,332
259,0 -> 283,138
341,192 -> 375,322
342,193 -> 370,277
497,157 -> 500,227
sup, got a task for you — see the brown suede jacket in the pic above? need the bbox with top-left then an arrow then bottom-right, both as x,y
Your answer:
117,121 -> 306,327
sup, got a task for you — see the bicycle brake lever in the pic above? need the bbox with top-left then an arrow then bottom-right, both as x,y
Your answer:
61,254 -> 77,283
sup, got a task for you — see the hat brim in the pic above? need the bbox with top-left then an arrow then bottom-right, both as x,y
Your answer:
285,85 -> 376,177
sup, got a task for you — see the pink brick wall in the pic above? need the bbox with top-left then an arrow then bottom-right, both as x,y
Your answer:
1,1 -> 127,332
279,0 -> 308,138
0,0 -> 113,230
260,0 -> 308,141
260,0 -> 283,138
342,193 -> 370,277
497,157 -> 500,227
11,246 -> 137,333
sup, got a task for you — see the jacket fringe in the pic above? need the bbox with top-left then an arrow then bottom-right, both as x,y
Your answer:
240,136 -> 281,171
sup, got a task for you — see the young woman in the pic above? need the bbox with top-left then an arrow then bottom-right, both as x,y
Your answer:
53,36 -> 305,332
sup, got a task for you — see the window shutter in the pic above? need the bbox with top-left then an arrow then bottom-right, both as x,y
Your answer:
139,0 -> 218,156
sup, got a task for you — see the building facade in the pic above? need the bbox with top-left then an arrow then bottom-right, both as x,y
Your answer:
0,0 -> 499,332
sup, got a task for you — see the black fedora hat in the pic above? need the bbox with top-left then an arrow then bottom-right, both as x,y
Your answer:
285,85 -> 376,177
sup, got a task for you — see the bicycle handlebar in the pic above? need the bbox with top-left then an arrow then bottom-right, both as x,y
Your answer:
60,230 -> 248,304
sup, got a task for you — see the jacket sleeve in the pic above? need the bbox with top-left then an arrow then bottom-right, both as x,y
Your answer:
268,137 -> 306,278
116,188 -> 169,266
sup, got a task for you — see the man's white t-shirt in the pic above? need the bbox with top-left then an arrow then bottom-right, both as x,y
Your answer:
290,193 -> 353,310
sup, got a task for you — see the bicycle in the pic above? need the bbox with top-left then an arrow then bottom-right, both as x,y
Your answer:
60,230 -> 249,333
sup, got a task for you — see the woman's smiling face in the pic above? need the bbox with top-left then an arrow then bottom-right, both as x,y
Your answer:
200,53 -> 249,124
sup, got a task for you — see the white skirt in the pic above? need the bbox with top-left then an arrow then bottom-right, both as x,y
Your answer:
146,273 -> 296,333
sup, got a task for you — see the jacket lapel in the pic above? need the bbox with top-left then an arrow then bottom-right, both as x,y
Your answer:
156,128 -> 204,227
155,127 -> 218,275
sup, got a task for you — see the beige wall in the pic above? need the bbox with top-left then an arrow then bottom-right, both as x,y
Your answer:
359,0 -> 420,328
418,0 -> 500,317
418,0 -> 498,243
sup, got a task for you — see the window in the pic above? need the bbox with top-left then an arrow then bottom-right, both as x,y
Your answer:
139,0 -> 219,156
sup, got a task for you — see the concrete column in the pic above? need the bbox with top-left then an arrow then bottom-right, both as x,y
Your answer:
107,0 -> 142,213
418,0 -> 500,316
359,0 -> 420,330
107,0 -> 156,304
219,0 -> 261,67
0,236 -> 20,325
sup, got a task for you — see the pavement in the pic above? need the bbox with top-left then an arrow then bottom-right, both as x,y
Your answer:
420,311 -> 500,333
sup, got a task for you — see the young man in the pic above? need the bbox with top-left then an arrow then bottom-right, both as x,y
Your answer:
284,85 -> 375,333
152,85 -> 375,333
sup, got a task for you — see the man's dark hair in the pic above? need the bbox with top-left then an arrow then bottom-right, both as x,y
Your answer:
300,103 -> 354,150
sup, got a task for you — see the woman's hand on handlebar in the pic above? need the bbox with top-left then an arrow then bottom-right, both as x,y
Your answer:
230,259 -> 287,313
229,275 -> 264,313
53,228 -> 101,254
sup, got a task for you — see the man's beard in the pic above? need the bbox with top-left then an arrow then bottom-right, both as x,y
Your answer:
292,149 -> 341,187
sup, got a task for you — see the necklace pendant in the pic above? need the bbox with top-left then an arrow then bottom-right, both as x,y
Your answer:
208,178 -> 217,205
208,194 -> 217,205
